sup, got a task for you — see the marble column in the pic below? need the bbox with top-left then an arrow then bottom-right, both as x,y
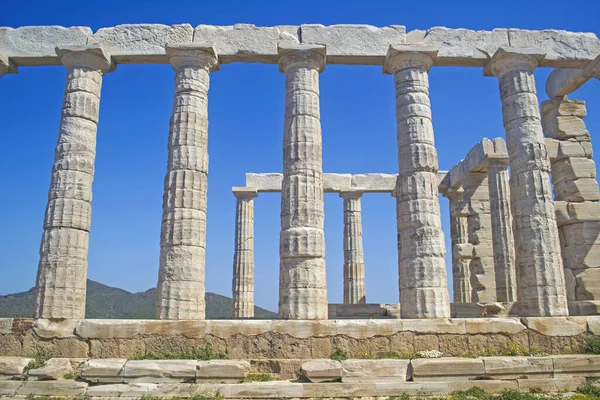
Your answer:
485,48 -> 568,316
384,45 -> 451,318
34,46 -> 113,319
232,187 -> 258,318
156,44 -> 219,320
340,191 -> 366,304
463,173 -> 497,303
542,99 -> 600,315
487,160 -> 517,302
447,189 -> 472,303
278,44 -> 328,320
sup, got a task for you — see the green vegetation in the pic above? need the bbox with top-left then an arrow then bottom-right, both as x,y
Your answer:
330,349 -> 348,361
131,345 -> 227,361
24,349 -> 53,372
461,344 -> 549,358
581,336 -> 600,355
242,373 -> 273,382
63,371 -> 80,380
0,280 -> 277,319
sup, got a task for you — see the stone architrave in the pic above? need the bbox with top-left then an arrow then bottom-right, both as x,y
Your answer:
485,48 -> 568,316
156,44 -> 219,320
487,154 -> 517,302
34,46 -> 113,319
278,44 -> 328,320
542,98 -> 600,314
232,187 -> 258,318
384,45 -> 451,319
340,191 -> 366,304
0,50 -> 13,77
463,172 -> 496,303
447,189 -> 473,303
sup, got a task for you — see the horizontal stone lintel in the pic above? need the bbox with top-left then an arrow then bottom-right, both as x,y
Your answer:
0,316 -> 596,340
0,25 -> 598,67
244,172 -> 448,194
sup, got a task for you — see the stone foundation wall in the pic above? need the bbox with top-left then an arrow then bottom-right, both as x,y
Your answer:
1,317 -> 598,360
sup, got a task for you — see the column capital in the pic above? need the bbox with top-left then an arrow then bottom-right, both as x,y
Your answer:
166,43 -> 219,72
484,47 -> 546,77
278,43 -> 326,73
56,45 -> 114,72
383,44 -> 438,74
339,190 -> 363,200
0,50 -> 17,77
233,187 -> 258,200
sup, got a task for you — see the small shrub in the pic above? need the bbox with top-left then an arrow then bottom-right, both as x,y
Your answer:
24,349 -> 53,372
330,349 -> 348,361
415,349 -> 442,358
132,345 -> 227,361
578,380 -> 600,398
581,336 -> 600,355
63,371 -> 80,380
243,373 -> 273,382
377,351 -> 402,359
390,394 -> 410,400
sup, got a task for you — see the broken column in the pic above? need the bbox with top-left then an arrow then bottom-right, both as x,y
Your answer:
543,98 -> 600,315
446,189 -> 473,303
278,44 -> 328,320
384,45 -> 451,318
156,44 -> 219,320
34,46 -> 113,319
486,139 -> 517,302
485,48 -> 568,316
463,172 -> 497,303
232,187 -> 258,318
340,191 -> 366,304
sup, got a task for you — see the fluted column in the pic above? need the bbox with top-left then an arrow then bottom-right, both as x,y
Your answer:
447,189 -> 472,303
156,44 -> 219,320
487,160 -> 517,302
485,48 -> 568,316
232,187 -> 258,318
384,45 -> 451,319
340,191 -> 366,304
34,46 -> 113,319
278,44 -> 328,320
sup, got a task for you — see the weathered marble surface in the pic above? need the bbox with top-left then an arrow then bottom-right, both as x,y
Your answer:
1,25 -> 598,66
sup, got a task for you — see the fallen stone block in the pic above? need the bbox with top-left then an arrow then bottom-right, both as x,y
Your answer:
123,360 -> 197,382
81,358 -> 127,383
483,356 -> 554,379
16,380 -> 87,396
517,377 -> 586,392
28,358 -> 74,380
0,357 -> 32,379
553,354 -> 600,377
0,381 -> 23,396
300,359 -> 342,383
196,360 -> 250,383
411,358 -> 485,381
341,359 -> 409,383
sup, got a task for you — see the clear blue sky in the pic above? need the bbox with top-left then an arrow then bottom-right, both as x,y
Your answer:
1,0 -> 599,312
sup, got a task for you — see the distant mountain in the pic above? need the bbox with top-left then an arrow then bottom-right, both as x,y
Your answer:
0,280 -> 277,319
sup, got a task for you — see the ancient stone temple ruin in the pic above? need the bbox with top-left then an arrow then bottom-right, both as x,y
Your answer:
1,23 -> 600,398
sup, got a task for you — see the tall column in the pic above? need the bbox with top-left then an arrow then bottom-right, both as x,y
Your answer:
487,159 -> 517,302
340,191 -> 366,304
447,189 -> 472,303
34,46 -> 113,319
543,99 -> 600,315
278,44 -> 328,320
463,173 -> 497,303
384,45 -> 451,318
232,187 -> 258,318
485,48 -> 568,316
156,44 -> 218,320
